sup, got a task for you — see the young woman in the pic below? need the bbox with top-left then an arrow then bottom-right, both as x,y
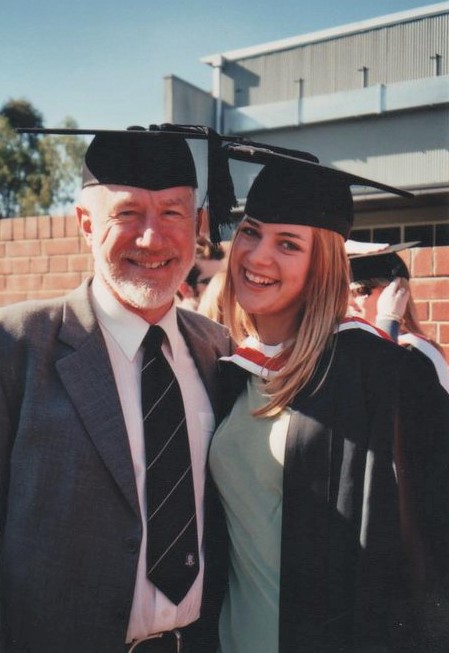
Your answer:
349,244 -> 449,394
209,152 -> 449,653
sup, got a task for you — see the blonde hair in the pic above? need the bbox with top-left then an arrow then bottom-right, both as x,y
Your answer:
222,226 -> 350,416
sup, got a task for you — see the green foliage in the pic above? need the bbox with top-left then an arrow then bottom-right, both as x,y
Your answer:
0,99 -> 87,218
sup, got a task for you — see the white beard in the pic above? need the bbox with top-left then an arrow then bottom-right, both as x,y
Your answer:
94,253 -> 188,313
106,273 -> 182,311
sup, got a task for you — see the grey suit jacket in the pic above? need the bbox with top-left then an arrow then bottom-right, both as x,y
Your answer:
0,280 -> 233,653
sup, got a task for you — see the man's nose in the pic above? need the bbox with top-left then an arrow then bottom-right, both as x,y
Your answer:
135,215 -> 164,248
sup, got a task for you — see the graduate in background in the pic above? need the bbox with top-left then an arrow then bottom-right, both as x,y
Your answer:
348,242 -> 449,394
209,145 -> 449,653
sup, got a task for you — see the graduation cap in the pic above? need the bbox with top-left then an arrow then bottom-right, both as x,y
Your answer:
225,143 -> 414,240
82,126 -> 198,190
349,241 -> 420,282
16,123 -> 237,243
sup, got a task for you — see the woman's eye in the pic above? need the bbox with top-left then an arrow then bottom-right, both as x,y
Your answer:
280,240 -> 299,251
241,226 -> 258,237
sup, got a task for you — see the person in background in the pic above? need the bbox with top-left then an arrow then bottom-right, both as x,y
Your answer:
348,242 -> 449,394
208,146 -> 449,653
178,238 -> 227,312
197,271 -> 227,324
177,263 -> 203,311
0,128 -> 234,653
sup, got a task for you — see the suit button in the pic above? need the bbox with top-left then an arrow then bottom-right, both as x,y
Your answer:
125,537 -> 139,553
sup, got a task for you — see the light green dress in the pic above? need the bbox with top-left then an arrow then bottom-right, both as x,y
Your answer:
209,368 -> 291,653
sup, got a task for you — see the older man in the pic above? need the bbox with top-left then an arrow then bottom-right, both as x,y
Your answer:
0,130 -> 232,653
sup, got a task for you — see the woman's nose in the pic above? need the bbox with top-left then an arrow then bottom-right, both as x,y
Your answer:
245,238 -> 272,266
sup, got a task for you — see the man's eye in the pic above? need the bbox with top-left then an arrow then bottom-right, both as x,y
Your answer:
113,211 -> 139,219
163,209 -> 184,218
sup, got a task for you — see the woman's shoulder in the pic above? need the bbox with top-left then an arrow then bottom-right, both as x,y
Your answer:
335,317 -> 402,358
399,332 -> 449,394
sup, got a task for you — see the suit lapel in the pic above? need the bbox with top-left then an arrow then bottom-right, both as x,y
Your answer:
177,310 -> 222,420
55,282 -> 140,517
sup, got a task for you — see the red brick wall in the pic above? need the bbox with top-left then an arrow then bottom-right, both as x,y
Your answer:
401,246 -> 449,361
0,215 -> 93,305
0,215 -> 448,360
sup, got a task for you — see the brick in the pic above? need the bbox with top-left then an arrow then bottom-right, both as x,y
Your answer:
49,256 -> 69,273
414,301 -> 429,321
439,324 -> 449,344
431,301 -> 449,321
0,292 -> 27,307
411,247 -> 433,277
5,240 -> 41,257
24,216 -> 38,239
31,289 -> 67,300
65,215 -> 79,237
51,216 -> 66,238
29,257 -> 49,274
411,278 -> 449,301
435,247 -> 449,276
0,218 -> 13,241
6,275 -> 42,292
80,238 -> 91,254
38,216 -> 51,239
42,272 -> 81,291
399,250 -> 412,270
420,321 -> 438,341
0,243 -> 4,257
12,218 -> 25,240
68,254 -> 93,273
13,258 -> 31,274
42,238 -> 81,256
0,276 -> 5,290
0,259 -> 12,275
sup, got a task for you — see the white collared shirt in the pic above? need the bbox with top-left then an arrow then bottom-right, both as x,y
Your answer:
91,277 -> 215,641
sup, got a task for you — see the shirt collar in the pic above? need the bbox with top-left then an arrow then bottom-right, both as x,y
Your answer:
91,276 -> 180,361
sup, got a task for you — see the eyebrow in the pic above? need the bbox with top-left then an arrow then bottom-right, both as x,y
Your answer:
161,196 -> 185,205
244,217 -> 307,241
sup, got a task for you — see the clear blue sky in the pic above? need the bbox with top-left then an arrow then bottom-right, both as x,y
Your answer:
0,0 -> 437,129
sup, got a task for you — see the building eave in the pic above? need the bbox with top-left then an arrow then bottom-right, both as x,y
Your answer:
201,2 -> 449,65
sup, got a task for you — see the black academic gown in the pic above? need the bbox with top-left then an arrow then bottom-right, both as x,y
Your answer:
220,326 -> 449,653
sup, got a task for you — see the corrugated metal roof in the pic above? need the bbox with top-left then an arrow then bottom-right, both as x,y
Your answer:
201,2 -> 449,65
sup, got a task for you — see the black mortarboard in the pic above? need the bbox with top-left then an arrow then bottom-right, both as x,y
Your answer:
225,143 -> 414,240
349,242 -> 420,282
16,124 -> 237,243
82,128 -> 198,190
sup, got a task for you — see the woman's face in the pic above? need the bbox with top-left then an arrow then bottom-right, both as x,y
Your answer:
230,217 -> 313,342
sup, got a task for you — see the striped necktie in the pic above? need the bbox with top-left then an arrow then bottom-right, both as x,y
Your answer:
141,325 -> 199,604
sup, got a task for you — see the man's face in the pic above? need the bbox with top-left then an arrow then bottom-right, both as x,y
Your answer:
77,184 -> 197,322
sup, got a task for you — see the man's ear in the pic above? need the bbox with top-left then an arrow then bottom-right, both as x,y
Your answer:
76,205 -> 93,247
196,208 -> 209,238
